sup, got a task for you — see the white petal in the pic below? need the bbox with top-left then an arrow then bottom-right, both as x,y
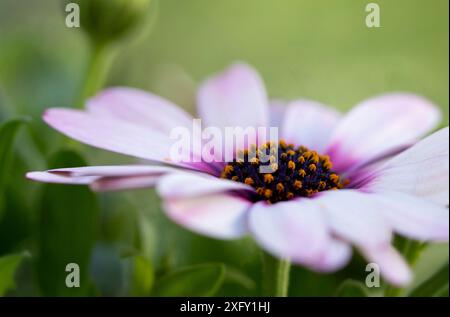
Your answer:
368,127 -> 449,205
268,100 -> 286,128
197,63 -> 269,130
360,244 -> 412,286
43,108 -> 194,167
27,165 -> 181,191
281,99 -> 341,152
156,172 -> 254,199
248,200 -> 331,268
313,190 -> 414,285
314,190 -> 392,248
163,193 -> 251,239
26,171 -> 98,185
313,238 -> 352,272
326,93 -> 441,172
91,175 -> 165,191
376,191 -> 449,242
49,165 -> 178,177
86,87 -> 194,134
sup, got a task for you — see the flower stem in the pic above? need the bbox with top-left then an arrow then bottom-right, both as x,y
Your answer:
76,41 -> 115,108
261,251 -> 291,297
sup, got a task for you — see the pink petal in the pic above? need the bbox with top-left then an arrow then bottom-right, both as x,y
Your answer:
163,193 -> 251,239
313,189 -> 414,285
368,127 -> 449,205
314,190 -> 392,248
248,200 -> 334,270
43,108 -> 195,167
269,100 -> 286,128
86,87 -> 194,134
325,93 -> 441,172
26,171 -> 98,185
360,245 -> 412,286
49,165 -> 178,177
281,99 -> 341,152
90,174 -> 164,191
313,238 -> 352,272
197,63 -> 269,130
376,191 -> 449,242
156,172 -> 254,199
27,165 -> 182,191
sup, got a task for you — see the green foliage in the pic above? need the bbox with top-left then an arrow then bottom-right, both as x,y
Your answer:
0,117 -> 29,210
0,252 -> 26,296
35,150 -> 99,296
153,263 -> 226,296
409,262 -> 449,297
335,280 -> 370,297
130,255 -> 155,296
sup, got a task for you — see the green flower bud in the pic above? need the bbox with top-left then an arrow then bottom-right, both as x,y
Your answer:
67,0 -> 152,44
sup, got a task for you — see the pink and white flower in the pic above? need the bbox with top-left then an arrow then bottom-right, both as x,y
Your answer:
27,63 -> 449,286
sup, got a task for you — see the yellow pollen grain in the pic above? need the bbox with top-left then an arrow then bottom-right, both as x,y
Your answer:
231,176 -> 239,181
264,174 -> 274,183
308,164 -> 317,172
286,192 -> 294,199
280,153 -> 288,160
270,163 -> 279,172
293,180 -> 302,189
286,150 -> 296,156
329,174 -> 340,183
244,177 -> 254,185
298,169 -> 306,177
318,181 -> 326,190
303,151 -> 312,160
297,156 -> 305,164
256,187 -> 265,195
323,161 -> 332,170
288,161 -> 296,170
224,165 -> 234,174
279,139 -> 288,149
276,183 -> 284,193
298,145 -> 308,152
264,189 -> 273,198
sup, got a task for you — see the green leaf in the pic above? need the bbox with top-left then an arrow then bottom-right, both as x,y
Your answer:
409,262 -> 449,297
0,117 -> 30,208
130,255 -> 154,296
35,150 -> 99,296
153,263 -> 226,297
0,252 -> 26,296
224,267 -> 256,291
335,280 -> 370,297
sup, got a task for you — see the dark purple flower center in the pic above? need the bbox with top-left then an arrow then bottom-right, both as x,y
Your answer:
221,140 -> 347,203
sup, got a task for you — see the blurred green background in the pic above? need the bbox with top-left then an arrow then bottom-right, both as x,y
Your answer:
0,0 -> 448,297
